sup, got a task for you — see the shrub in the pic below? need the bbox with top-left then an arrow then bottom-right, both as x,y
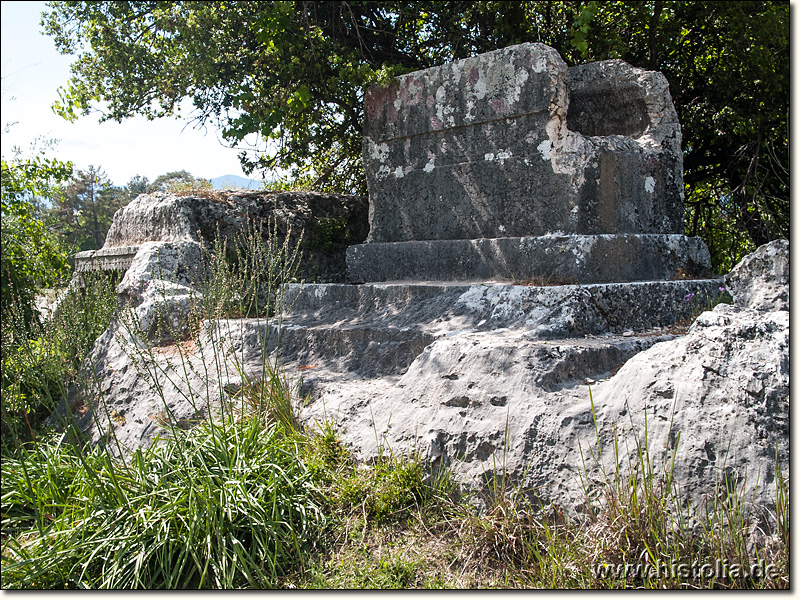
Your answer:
1,272 -> 117,453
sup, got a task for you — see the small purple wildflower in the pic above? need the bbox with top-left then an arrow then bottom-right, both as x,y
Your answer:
684,292 -> 696,302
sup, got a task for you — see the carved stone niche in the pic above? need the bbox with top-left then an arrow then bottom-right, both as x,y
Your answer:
567,61 -> 652,138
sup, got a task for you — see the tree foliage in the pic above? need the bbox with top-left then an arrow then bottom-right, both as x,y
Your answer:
46,165 -> 127,252
146,170 -> 212,194
42,1 -> 788,271
1,148 -> 73,329
126,174 -> 150,197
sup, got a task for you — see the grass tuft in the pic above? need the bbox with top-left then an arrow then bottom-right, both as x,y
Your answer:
2,417 -> 324,589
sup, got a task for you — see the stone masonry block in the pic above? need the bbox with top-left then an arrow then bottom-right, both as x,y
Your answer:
362,43 -> 684,243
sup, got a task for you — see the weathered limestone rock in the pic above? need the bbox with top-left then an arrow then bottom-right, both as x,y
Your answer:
208,277 -> 723,379
66,273 -> 725,460
69,238 -> 784,528
73,190 -> 368,345
117,241 -> 205,304
724,238 -> 788,312
66,317 -> 228,453
116,241 -> 205,344
589,239 -> 789,516
297,241 -> 788,520
75,190 -> 369,283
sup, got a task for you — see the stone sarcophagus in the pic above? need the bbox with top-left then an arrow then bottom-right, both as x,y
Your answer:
347,43 -> 710,283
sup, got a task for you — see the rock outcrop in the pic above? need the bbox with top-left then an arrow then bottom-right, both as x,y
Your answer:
588,239 -> 788,516
76,190 -> 369,284
72,190 -> 368,344
724,238 -> 789,312
292,243 -> 788,521
116,240 -> 205,343
69,241 -> 787,524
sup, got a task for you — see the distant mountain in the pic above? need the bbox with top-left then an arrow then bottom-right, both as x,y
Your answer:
210,174 -> 264,190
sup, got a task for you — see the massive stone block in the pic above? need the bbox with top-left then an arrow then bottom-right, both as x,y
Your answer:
361,43 -> 684,244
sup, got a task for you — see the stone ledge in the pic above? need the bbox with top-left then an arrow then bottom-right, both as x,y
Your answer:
74,245 -> 141,273
346,234 -> 711,284
281,278 -> 724,340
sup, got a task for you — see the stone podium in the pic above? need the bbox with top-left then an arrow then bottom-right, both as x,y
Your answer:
347,42 -> 710,283
72,43 -> 747,516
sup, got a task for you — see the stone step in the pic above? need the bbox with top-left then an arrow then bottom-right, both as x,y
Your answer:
206,316 -> 684,402
207,319 -> 437,378
205,278 -> 725,379
283,278 -> 723,337
346,234 -> 711,284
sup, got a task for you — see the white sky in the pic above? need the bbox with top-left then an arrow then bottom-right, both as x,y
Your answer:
0,0 -> 256,186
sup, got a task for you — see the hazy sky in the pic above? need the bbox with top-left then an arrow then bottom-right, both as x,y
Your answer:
1,0 -> 256,186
